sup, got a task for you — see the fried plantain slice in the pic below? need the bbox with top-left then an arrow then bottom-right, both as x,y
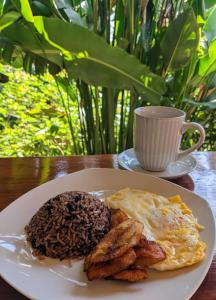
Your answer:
133,238 -> 166,268
86,248 -> 136,281
84,219 -> 143,271
136,236 -> 155,248
112,269 -> 148,282
111,209 -> 129,228
137,236 -> 150,248
133,257 -> 154,269
135,238 -> 166,259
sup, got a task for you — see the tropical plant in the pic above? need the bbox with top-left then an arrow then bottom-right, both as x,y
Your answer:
0,0 -> 215,154
0,64 -> 76,156
0,63 -> 214,157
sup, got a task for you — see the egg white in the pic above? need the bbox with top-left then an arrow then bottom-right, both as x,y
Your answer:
106,188 -> 206,271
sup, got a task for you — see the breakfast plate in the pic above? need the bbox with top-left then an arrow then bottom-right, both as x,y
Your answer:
0,168 -> 215,300
118,148 -> 197,179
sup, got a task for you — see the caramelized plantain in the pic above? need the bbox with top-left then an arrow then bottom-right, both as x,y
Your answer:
84,219 -> 143,271
133,238 -> 166,268
112,269 -> 148,282
111,209 -> 129,227
86,248 -> 136,281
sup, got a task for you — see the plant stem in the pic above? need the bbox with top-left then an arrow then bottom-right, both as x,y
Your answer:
93,87 -> 101,153
55,79 -> 78,154
126,91 -> 137,149
76,80 -> 95,154
67,79 -> 86,154
106,88 -> 116,153
119,90 -> 125,152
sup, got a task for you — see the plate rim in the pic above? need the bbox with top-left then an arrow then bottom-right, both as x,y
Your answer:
0,168 -> 215,300
118,148 -> 197,179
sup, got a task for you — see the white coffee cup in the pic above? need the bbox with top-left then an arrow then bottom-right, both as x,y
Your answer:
134,106 -> 205,171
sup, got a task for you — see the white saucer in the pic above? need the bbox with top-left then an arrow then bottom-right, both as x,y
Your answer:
118,148 -> 197,179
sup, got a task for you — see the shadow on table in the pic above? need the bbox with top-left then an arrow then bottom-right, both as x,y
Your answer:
168,175 -> 195,191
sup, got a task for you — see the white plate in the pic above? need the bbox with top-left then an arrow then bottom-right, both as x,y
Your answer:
0,168 -> 215,300
118,148 -> 197,179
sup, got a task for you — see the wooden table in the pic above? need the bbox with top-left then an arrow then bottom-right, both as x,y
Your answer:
0,152 -> 215,300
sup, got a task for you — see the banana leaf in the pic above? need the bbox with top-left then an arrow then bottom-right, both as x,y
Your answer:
2,16 -> 166,103
204,6 -> 216,43
0,11 -> 20,31
161,8 -> 199,72
183,98 -> 216,109
199,39 -> 216,76
37,17 -> 166,102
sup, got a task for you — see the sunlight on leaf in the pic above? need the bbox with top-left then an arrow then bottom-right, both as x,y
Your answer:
34,16 -> 72,60
199,39 -> 216,76
161,8 -> 199,73
183,98 -> 216,109
204,6 -> 216,43
0,11 -> 20,31
20,0 -> 34,23
41,17 -> 166,102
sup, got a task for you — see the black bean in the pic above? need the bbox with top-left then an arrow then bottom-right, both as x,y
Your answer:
31,238 -> 37,248
66,203 -> 76,212
37,244 -> 47,255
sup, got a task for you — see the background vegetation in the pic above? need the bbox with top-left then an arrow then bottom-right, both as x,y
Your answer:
0,65 -> 74,156
0,0 -> 215,157
0,63 -> 215,157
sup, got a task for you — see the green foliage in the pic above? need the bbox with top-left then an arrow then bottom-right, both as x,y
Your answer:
41,16 -> 166,100
199,39 -> 216,76
204,6 -> 216,43
19,0 -> 35,22
1,15 -> 166,101
161,8 -> 199,73
0,11 -> 20,31
0,0 -> 215,156
0,64 -> 215,157
0,65 -> 79,156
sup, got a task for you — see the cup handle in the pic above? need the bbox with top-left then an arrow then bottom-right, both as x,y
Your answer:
177,122 -> 205,160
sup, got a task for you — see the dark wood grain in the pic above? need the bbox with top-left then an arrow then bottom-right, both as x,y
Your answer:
0,152 -> 215,300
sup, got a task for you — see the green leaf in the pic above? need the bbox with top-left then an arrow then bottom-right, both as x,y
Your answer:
50,123 -> 59,134
2,42 -> 15,63
199,39 -> 216,76
19,0 -> 34,23
1,22 -> 63,67
204,0 -> 216,10
34,16 -> 72,60
0,107 -> 8,116
36,17 -> 166,102
183,98 -> 216,109
204,6 -> 216,43
53,0 -> 86,26
192,0 -> 205,19
3,16 -> 166,102
0,11 -> 20,31
161,8 -> 199,72
113,0 -> 125,43
1,0 -> 14,15
0,3 -> 3,16
31,1 -> 52,17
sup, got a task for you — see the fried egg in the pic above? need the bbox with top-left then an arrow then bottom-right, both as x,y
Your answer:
106,188 -> 206,271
